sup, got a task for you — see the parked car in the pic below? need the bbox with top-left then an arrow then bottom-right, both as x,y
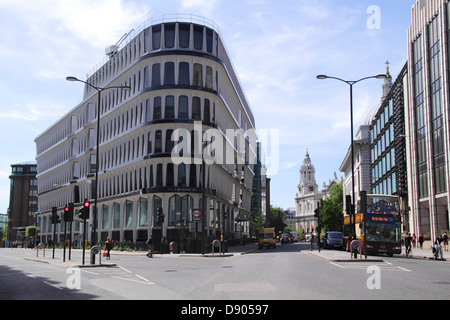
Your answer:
322,231 -> 344,250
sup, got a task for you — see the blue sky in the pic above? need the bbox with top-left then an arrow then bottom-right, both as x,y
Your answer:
0,0 -> 415,214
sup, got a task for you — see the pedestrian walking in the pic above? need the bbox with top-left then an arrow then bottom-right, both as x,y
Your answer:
412,233 -> 416,248
419,233 -> 424,249
146,235 -> 154,258
442,232 -> 448,252
105,237 -> 113,260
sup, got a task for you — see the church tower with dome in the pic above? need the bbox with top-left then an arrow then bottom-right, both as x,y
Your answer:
295,149 -> 321,233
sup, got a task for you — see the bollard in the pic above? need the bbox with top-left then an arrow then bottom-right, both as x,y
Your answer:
90,246 -> 100,264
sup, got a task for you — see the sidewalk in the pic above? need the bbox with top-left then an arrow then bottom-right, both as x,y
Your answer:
22,242 -> 259,267
308,245 -> 448,262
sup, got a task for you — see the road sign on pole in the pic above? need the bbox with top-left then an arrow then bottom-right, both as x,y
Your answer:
193,209 -> 201,221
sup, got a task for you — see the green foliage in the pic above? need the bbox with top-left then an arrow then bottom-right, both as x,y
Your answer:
266,206 -> 287,235
251,214 -> 265,233
320,182 -> 344,233
25,226 -> 37,237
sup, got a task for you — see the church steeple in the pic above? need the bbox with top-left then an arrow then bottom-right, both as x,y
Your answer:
381,60 -> 393,101
299,149 -> 317,193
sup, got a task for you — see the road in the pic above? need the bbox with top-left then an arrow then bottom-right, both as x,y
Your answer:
1,242 -> 449,301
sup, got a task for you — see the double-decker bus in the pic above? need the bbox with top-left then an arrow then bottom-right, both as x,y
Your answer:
344,194 -> 402,256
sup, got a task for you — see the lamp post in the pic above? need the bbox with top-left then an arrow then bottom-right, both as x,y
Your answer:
316,74 -> 385,248
66,76 -> 131,246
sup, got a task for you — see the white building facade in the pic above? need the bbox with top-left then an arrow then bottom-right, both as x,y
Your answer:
35,16 -> 257,250
295,150 -> 321,233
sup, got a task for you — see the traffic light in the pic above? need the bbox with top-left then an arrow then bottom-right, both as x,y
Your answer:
80,200 -> 90,220
346,195 -> 352,214
51,207 -> 61,224
360,190 -> 367,214
64,203 -> 74,222
314,208 -> 319,217
157,207 -> 164,223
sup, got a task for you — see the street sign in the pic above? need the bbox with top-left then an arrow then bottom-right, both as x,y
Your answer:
193,209 -> 201,221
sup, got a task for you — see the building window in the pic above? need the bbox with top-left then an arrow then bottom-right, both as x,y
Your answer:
192,97 -> 201,120
113,203 -> 120,229
155,130 -> 162,153
204,99 -> 211,122
73,162 -> 80,180
167,163 -> 174,187
169,195 -> 193,226
164,23 -> 175,48
206,28 -> 213,53
153,97 -> 161,120
166,129 -> 174,154
125,200 -> 133,228
152,25 -> 161,50
179,23 -> 190,48
156,164 -> 163,187
178,96 -> 189,119
138,197 -> 148,227
164,62 -> 175,85
178,163 -> 186,186
179,62 -> 190,85
152,63 -> 161,87
194,25 -> 203,50
206,66 -> 213,89
102,205 -> 109,230
165,96 -> 175,119
193,64 -> 202,86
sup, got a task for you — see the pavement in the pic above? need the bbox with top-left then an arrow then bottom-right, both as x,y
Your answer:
19,241 -> 449,268
21,242 -> 261,268
308,244 -> 448,262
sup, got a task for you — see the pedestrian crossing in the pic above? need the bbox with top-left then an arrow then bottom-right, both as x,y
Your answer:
81,265 -> 155,285
329,261 -> 411,272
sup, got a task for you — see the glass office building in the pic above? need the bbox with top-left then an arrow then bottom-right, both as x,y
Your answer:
406,0 -> 449,241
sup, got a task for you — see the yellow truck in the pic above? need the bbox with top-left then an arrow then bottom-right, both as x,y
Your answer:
258,228 -> 276,249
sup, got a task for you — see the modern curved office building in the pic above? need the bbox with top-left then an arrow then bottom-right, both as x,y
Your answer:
35,15 -> 257,251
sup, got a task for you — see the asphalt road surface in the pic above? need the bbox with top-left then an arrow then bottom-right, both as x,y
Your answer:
1,242 -> 449,301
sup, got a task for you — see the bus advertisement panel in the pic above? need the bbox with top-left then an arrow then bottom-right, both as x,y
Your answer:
344,194 -> 402,256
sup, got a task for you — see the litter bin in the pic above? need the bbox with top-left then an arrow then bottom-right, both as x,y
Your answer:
169,241 -> 178,254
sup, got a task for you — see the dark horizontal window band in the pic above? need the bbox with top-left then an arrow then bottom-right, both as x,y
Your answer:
143,119 -> 217,128
139,49 -> 224,66
141,84 -> 217,95
141,187 -> 216,196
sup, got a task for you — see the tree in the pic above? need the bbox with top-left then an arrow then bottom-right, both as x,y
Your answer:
320,182 -> 344,232
266,206 -> 287,235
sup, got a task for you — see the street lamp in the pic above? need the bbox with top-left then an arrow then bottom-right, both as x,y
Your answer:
316,73 -> 386,250
66,76 -> 131,246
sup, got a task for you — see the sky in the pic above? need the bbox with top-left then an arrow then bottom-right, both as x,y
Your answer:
0,0 -> 416,214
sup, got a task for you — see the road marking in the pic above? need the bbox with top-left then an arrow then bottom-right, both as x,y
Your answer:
43,281 -> 63,290
330,262 -> 345,268
395,266 -> 412,272
111,275 -> 155,285
330,261 -> 410,272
